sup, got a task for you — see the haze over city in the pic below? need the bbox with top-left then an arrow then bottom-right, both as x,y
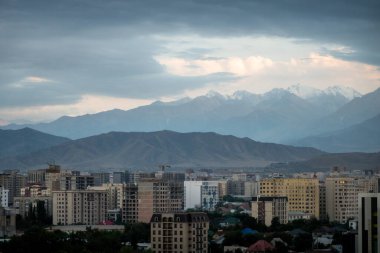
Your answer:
0,0 -> 379,123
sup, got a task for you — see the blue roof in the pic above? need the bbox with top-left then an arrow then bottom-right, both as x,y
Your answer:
241,227 -> 258,235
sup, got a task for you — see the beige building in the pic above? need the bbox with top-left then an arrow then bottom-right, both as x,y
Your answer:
218,181 -> 228,197
13,195 -> 52,218
122,183 -> 138,224
326,176 -> 369,223
150,212 -> 209,253
21,185 -> 50,197
52,189 -> 108,225
251,196 -> 288,226
259,177 -> 320,218
138,179 -> 184,223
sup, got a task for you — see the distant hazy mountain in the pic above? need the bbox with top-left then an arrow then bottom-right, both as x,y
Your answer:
0,131 -> 324,170
304,87 -> 380,136
287,84 -> 361,100
287,84 -> 361,114
2,85 -> 371,147
272,152 -> 380,170
0,128 -> 70,158
294,114 -> 380,152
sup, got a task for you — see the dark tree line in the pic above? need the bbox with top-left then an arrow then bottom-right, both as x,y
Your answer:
0,224 -> 151,253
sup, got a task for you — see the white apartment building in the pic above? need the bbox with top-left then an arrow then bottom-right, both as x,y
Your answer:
185,181 -> 219,211
0,186 -> 9,207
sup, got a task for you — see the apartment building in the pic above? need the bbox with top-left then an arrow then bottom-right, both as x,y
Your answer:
326,176 -> 369,223
259,177 -> 320,218
13,196 -> 52,218
60,175 -> 95,190
319,181 -> 327,220
0,186 -> 9,207
251,196 -> 288,226
150,212 -> 209,253
122,183 -> 138,224
21,185 -> 50,197
358,193 -> 380,253
52,189 -> 108,225
184,181 -> 219,211
0,170 -> 26,205
138,179 -> 184,223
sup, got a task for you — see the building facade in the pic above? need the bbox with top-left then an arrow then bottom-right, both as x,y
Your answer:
259,177 -> 320,218
184,181 -> 219,211
150,212 -> 209,253
0,186 -> 9,207
326,176 -> 369,223
358,193 -> 380,253
251,196 -> 288,226
52,190 -> 108,225
138,179 -> 184,223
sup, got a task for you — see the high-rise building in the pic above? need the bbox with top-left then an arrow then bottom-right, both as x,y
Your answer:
150,212 -> 209,253
60,175 -> 95,190
184,181 -> 219,211
52,189 -> 108,225
0,186 -> 9,207
227,180 -> 245,196
358,193 -> 380,253
91,172 -> 110,186
319,181 -> 327,220
259,177 -> 320,218
326,176 -> 369,223
0,170 -> 26,205
13,196 -> 52,218
138,179 -> 184,223
244,181 -> 260,197
122,183 -> 138,224
251,196 -> 288,226
27,169 -> 46,185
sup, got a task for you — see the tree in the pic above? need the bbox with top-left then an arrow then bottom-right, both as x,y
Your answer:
293,233 -> 313,252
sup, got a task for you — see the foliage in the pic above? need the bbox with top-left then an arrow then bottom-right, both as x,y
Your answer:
293,233 -> 313,252
0,224 -> 151,253
16,201 -> 52,229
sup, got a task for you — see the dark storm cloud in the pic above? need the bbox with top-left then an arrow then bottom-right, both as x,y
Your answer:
0,0 -> 379,107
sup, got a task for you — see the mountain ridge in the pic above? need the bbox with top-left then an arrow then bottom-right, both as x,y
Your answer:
0,130 -> 325,170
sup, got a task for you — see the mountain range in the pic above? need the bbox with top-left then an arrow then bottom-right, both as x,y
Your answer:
2,85 -> 380,153
0,130 -> 325,170
0,128 -> 69,158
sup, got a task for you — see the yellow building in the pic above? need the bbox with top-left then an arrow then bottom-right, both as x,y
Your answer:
326,176 -> 369,223
259,177 -> 320,218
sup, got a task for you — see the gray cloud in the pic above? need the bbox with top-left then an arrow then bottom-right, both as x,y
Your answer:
0,0 -> 379,108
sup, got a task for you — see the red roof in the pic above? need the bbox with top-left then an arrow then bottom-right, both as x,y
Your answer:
247,240 -> 274,252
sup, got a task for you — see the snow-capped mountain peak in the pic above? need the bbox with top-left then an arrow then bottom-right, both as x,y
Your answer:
324,86 -> 361,100
230,90 -> 256,100
205,90 -> 226,99
287,84 -> 323,98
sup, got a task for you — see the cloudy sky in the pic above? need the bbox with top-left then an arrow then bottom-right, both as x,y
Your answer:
0,0 -> 379,123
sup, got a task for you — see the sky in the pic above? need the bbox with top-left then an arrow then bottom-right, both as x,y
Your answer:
0,0 -> 379,123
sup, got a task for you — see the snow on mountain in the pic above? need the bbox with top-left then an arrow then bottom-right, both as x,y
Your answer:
324,86 -> 361,99
287,84 -> 361,100
205,90 -> 226,99
229,90 -> 257,100
287,84 -> 323,98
